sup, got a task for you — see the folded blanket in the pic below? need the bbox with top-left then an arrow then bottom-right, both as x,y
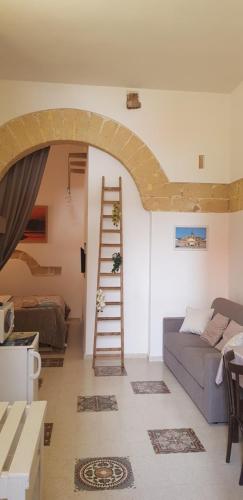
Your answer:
22,298 -> 39,308
215,332 -> 243,385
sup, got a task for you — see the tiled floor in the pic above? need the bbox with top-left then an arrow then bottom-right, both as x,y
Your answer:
40,321 -> 243,499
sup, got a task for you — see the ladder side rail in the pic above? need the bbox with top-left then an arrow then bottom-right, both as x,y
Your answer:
92,176 -> 105,368
119,176 -> 125,368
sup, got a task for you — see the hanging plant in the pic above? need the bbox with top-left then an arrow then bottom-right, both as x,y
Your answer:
112,202 -> 121,227
96,288 -> 106,312
111,252 -> 122,273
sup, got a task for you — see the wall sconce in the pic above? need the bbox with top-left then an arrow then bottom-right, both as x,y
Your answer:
126,92 -> 141,109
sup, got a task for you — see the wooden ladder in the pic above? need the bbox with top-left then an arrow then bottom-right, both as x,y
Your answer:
92,176 -> 124,369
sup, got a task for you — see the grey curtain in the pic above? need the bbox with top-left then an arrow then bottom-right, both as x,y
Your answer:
0,147 -> 50,269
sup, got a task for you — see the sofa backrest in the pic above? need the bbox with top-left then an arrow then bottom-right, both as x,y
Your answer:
212,297 -> 243,326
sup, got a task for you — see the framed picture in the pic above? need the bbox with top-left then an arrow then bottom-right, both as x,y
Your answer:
21,205 -> 48,243
175,226 -> 207,250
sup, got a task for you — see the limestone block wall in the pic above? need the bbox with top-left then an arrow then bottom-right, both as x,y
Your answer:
11,250 -> 61,276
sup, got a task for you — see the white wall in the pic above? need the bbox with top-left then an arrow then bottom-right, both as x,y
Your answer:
230,81 -> 243,181
86,150 -> 229,358
229,212 -> 243,303
0,79 -> 230,183
0,144 -> 86,317
229,83 -> 243,302
86,148 -> 150,355
150,212 -> 229,358
0,78 -> 233,355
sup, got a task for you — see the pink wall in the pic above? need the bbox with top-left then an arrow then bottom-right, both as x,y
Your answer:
0,144 -> 86,317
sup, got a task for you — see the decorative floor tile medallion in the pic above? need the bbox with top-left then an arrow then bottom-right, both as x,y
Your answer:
44,423 -> 53,446
131,381 -> 170,394
41,357 -> 64,367
148,428 -> 205,454
94,366 -> 127,377
77,395 -> 118,412
74,457 -> 134,491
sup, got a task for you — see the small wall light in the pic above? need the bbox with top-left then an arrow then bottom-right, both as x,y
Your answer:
198,155 -> 205,169
126,92 -> 141,109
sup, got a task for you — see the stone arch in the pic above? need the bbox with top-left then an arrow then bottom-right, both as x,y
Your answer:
11,250 -> 61,276
0,108 -> 168,210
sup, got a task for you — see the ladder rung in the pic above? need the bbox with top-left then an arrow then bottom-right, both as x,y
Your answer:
104,187 -> 121,192
105,302 -> 122,305
69,152 -> 87,158
94,354 -> 122,359
100,258 -> 113,261
69,161 -> 86,167
97,332 -> 121,336
97,317 -> 121,321
103,215 -> 113,219
101,286 -> 121,290
96,347 -> 122,352
70,168 -> 85,174
101,243 -> 121,247
102,229 -> 120,233
102,201 -> 119,205
100,273 -> 120,276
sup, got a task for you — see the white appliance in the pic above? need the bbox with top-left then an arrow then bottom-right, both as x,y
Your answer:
0,301 -> 14,343
0,331 -> 41,403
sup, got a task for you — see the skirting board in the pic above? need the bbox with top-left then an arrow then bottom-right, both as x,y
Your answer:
84,353 -> 148,359
84,353 -> 162,361
149,355 -> 163,362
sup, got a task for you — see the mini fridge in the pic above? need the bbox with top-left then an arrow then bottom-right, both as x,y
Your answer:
0,331 -> 41,403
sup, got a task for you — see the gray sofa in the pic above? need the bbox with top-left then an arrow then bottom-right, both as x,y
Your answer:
163,297 -> 243,424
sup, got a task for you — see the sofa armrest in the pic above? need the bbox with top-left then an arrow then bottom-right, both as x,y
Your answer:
163,317 -> 184,334
203,351 -> 227,422
204,351 -> 221,383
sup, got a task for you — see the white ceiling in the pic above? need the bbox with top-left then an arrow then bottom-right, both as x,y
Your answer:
1,0 -> 243,93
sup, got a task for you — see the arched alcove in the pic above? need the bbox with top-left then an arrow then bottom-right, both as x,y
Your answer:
0,108 -> 231,212
0,108 -> 167,210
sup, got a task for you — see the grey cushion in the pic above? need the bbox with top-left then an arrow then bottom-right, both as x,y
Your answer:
180,346 -> 217,388
164,331 -> 209,362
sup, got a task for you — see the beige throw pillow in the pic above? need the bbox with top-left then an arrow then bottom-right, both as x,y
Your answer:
216,319 -> 243,351
201,313 -> 229,347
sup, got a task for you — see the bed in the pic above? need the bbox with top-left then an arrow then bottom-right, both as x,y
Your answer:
12,295 -> 70,349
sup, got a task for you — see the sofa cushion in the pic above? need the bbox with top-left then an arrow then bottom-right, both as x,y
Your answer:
216,320 -> 243,351
179,306 -> 214,335
164,331 -> 210,362
180,346 -> 218,388
201,313 -> 229,347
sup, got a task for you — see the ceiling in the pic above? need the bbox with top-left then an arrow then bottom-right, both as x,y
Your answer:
1,0 -> 243,93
